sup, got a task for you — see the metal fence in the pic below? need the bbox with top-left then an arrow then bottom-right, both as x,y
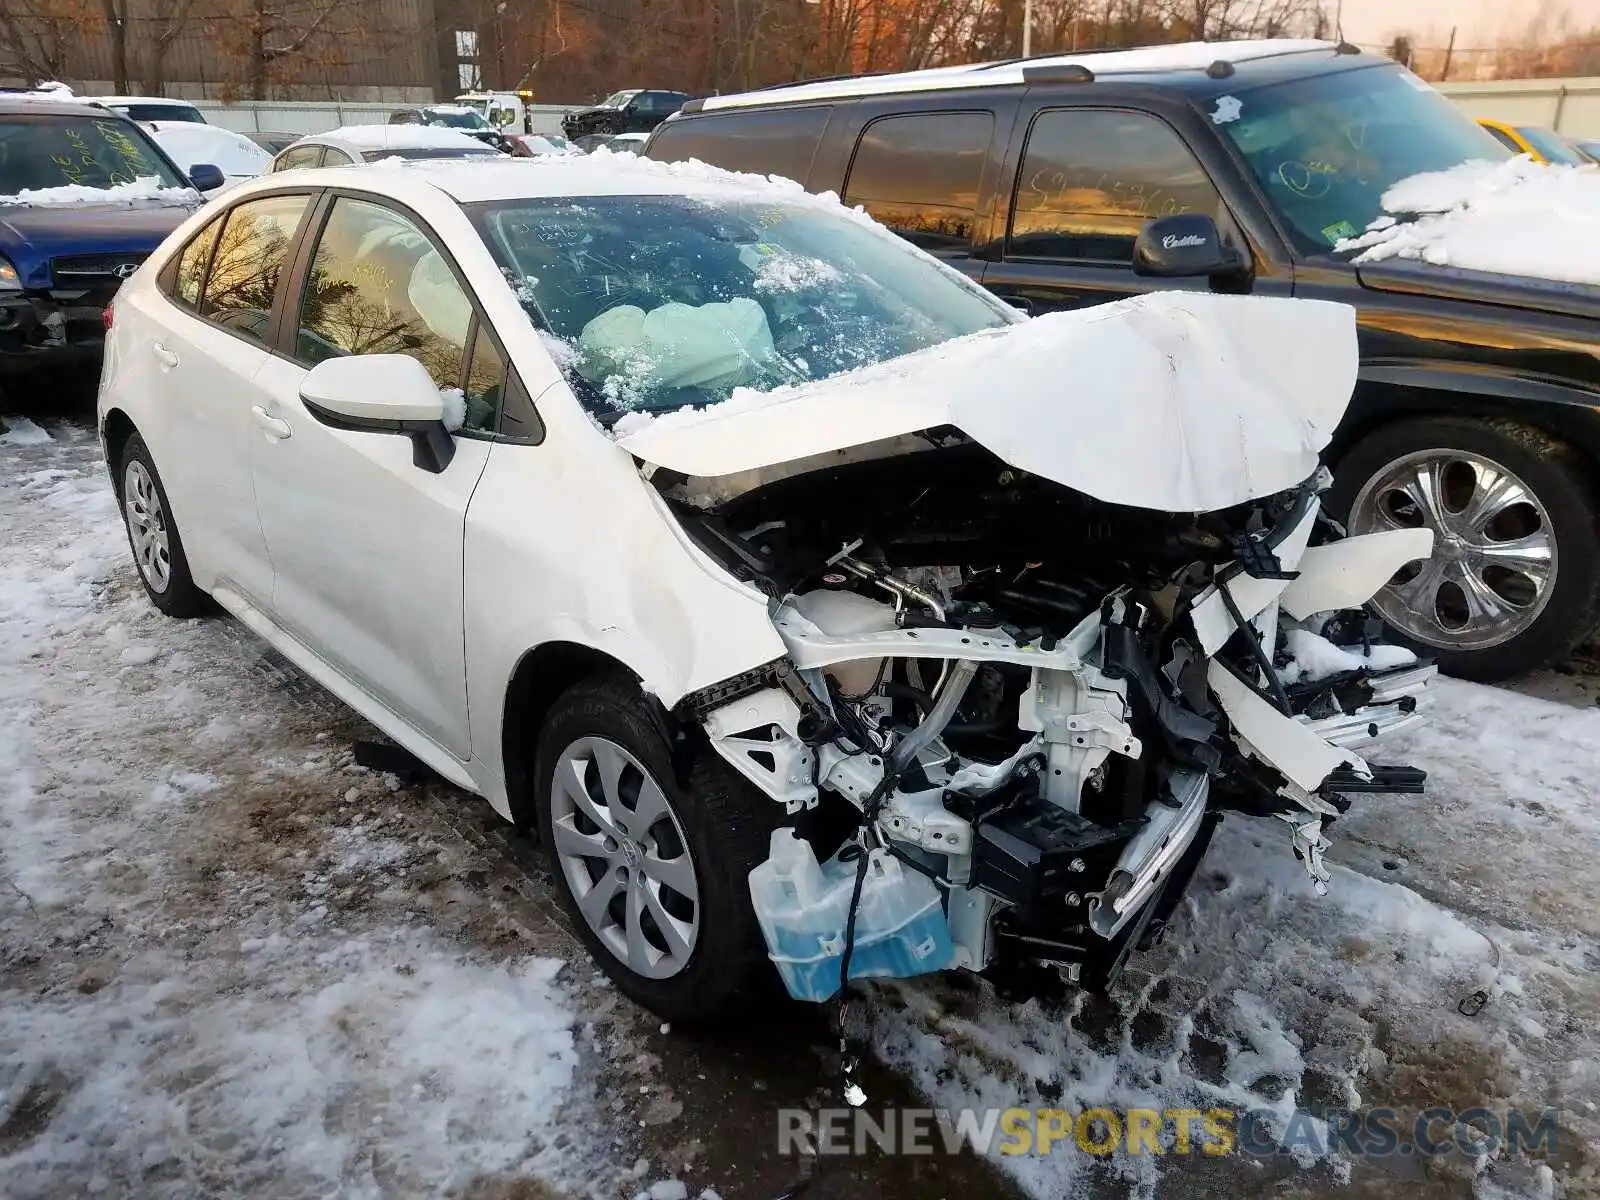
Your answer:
1439,77 -> 1600,139
192,99 -> 576,138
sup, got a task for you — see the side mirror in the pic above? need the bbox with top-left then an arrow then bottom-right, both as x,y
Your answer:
1133,214 -> 1248,280
188,163 -> 225,192
299,354 -> 456,473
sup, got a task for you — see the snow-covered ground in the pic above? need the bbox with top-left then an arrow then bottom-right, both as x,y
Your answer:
3,411 -> 1596,1200
0,418 -> 659,1199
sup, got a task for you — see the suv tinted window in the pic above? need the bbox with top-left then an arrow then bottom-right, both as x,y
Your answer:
844,112 -> 993,254
296,197 -> 481,424
168,216 -> 222,310
647,106 -> 831,185
198,194 -> 310,344
274,145 -> 323,171
1008,110 -> 1221,263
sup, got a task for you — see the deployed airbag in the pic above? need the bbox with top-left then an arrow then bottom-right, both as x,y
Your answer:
613,292 -> 1359,513
578,298 -> 777,396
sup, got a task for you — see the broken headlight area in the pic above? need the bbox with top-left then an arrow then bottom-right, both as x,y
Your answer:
665,440 -> 1436,1004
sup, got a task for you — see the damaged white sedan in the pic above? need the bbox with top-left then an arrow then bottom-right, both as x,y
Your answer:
100,155 -> 1436,1021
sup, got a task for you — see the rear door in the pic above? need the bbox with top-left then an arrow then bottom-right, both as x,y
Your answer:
980,102 -> 1284,312
128,191 -> 314,608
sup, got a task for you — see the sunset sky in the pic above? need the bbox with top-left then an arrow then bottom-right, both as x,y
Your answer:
1337,0 -> 1600,50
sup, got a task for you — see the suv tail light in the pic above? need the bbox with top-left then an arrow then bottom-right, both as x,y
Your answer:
101,303 -> 113,331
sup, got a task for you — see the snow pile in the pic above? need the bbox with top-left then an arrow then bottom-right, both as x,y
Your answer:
1339,157 -> 1600,286
1275,627 -> 1417,685
0,175 -> 196,208
0,416 -> 54,446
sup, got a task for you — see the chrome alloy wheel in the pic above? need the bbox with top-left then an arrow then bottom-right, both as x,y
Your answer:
1349,448 -> 1557,651
549,736 -> 700,980
123,459 -> 172,594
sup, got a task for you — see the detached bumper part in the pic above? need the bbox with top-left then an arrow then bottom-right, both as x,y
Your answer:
0,294 -> 106,371
1301,662 -> 1437,747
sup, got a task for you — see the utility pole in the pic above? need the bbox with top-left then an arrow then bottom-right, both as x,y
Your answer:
1023,0 -> 1033,57
1441,25 -> 1457,81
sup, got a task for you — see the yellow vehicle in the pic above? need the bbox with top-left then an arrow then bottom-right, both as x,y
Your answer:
1476,118 -> 1590,165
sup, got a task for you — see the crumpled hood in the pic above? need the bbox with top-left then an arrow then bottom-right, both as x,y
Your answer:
613,291 -> 1359,513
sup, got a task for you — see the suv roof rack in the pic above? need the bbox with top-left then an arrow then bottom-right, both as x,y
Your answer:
1021,63 -> 1095,84
690,39 -> 1349,114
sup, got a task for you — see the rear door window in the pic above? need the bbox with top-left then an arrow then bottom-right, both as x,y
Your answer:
198,194 -> 311,344
166,217 -> 222,310
1006,109 -> 1222,264
274,145 -> 324,171
843,112 -> 994,255
646,106 -> 832,185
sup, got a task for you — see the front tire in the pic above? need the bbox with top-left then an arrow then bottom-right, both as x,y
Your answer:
1328,417 -> 1600,680
118,433 -> 207,618
533,674 -> 781,1022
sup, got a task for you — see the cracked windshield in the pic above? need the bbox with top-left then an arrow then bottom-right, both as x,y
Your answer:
471,195 -> 1011,415
1216,63 -> 1512,250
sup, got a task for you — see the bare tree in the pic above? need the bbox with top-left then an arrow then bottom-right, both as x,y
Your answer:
0,1 -> 98,85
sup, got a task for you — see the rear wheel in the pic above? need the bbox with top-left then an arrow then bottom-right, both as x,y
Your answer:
118,433 -> 207,618
1329,417 -> 1600,680
533,674 -> 781,1022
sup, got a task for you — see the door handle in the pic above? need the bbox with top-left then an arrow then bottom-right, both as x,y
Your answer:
251,405 -> 292,441
152,343 -> 179,369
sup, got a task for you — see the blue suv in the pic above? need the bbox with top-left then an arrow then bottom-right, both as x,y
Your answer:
0,97 -> 221,379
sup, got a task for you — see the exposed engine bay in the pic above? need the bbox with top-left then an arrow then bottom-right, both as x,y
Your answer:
658,435 -> 1438,1000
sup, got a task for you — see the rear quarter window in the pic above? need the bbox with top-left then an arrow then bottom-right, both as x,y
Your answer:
646,105 -> 832,185
843,111 -> 994,255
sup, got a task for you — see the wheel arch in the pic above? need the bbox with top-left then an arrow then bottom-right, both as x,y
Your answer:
1332,372 -> 1600,483
500,640 -> 643,828
101,407 -> 139,496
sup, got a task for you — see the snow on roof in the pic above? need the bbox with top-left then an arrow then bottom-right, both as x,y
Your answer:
146,121 -> 271,179
697,39 -> 1337,111
424,104 -> 478,115
305,124 -> 491,151
1339,157 -> 1600,287
1,81 -> 81,103
0,175 -> 196,208
403,146 -> 870,211
87,95 -> 200,108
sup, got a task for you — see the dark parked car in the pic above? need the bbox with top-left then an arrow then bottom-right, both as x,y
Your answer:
245,131 -> 301,156
561,89 -> 689,141
388,105 -> 513,152
0,97 -> 214,380
645,41 -> 1600,680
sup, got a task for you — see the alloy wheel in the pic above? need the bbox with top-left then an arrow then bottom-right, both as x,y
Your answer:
123,459 -> 172,594
1348,448 -> 1557,651
549,736 -> 700,980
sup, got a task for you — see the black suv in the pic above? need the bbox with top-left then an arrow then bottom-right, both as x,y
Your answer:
645,42 -> 1600,680
562,89 -> 690,141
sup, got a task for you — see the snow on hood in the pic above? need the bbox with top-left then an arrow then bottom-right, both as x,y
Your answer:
147,121 -> 271,181
1338,157 -> 1600,287
613,291 -> 1358,513
0,175 -> 197,208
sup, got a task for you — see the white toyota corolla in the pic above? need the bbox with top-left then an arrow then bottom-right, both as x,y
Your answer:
99,156 -> 1436,1021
